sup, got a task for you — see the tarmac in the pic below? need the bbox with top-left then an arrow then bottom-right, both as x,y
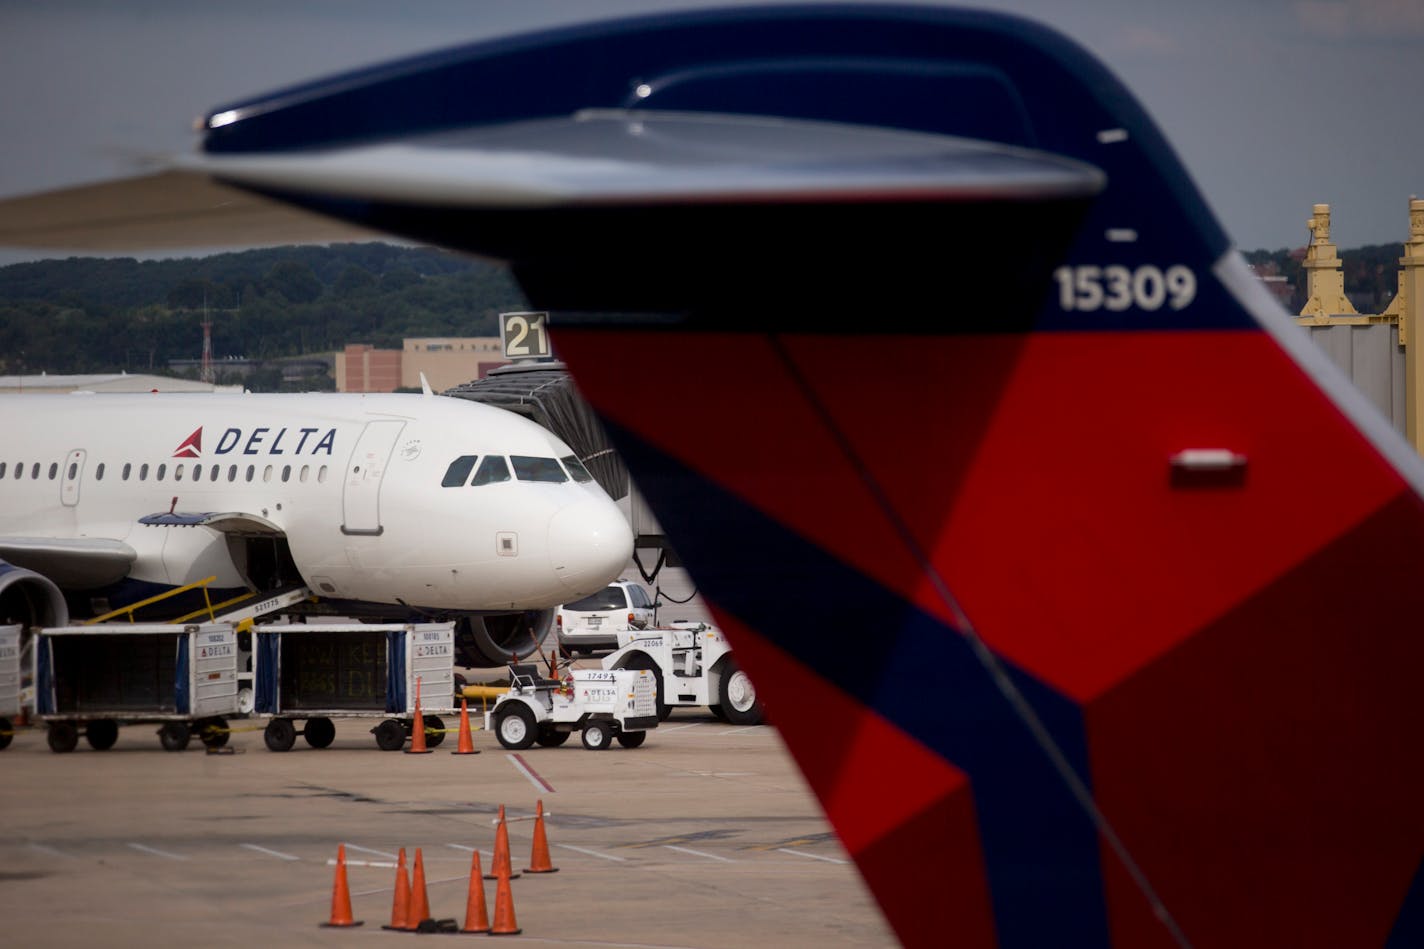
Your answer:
0,704 -> 896,948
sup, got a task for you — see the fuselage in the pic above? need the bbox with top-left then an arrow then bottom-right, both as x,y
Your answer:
0,391 -> 632,613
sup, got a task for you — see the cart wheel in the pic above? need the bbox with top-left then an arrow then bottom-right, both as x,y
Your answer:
85,719 -> 119,751
581,720 -> 613,751
495,704 -> 536,750
717,662 -> 763,726
47,722 -> 79,753
536,725 -> 570,747
304,716 -> 336,749
263,718 -> 297,752
236,686 -> 255,716
0,716 -> 14,750
199,717 -> 230,748
373,719 -> 406,751
623,655 -> 670,721
616,729 -> 647,749
708,704 -> 729,722
159,722 -> 191,752
422,714 -> 446,748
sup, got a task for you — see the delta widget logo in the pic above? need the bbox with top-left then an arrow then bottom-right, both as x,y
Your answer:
173,428 -> 202,458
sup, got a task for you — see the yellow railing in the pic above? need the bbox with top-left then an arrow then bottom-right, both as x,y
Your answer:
84,575 -> 221,625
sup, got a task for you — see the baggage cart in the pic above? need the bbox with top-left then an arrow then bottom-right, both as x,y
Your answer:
32,623 -> 240,753
252,622 -> 456,751
0,625 -> 19,750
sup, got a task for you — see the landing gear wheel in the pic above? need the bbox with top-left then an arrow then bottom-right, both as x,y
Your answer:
159,722 -> 191,752
47,721 -> 79,753
85,719 -> 119,750
495,704 -> 536,750
373,719 -> 406,751
708,704 -> 729,722
616,729 -> 647,749
581,720 -> 613,751
536,725 -> 570,747
0,716 -> 11,750
717,663 -> 763,726
304,716 -> 336,749
422,715 -> 446,748
264,718 -> 297,752
623,655 -> 669,721
199,717 -> 229,748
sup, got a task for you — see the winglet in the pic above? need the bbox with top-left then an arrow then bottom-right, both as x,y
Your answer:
420,373 -> 433,397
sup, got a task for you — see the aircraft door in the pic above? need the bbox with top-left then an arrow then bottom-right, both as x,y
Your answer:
341,421 -> 405,535
60,449 -> 85,507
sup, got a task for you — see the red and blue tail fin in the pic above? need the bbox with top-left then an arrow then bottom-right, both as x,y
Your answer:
189,6 -> 1424,946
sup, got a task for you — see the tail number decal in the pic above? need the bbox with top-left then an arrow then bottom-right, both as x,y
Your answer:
1054,265 -> 1196,312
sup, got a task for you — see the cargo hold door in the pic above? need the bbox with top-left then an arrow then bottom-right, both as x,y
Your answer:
341,420 -> 404,536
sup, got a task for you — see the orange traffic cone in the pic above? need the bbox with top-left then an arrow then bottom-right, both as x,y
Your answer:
319,844 -> 364,928
410,846 -> 433,927
451,697 -> 479,755
406,677 -> 433,754
381,847 -> 413,931
485,804 -> 521,880
525,799 -> 558,873
489,862 -> 522,936
460,850 -> 492,933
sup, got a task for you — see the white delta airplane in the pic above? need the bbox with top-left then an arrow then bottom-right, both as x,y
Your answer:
0,389 -> 633,667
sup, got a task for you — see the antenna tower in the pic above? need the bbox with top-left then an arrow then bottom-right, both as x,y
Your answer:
200,295 -> 214,385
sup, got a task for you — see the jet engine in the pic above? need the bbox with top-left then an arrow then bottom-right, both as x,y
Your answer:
0,562 -> 70,629
454,609 -> 555,667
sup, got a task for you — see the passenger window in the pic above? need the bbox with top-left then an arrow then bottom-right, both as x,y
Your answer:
281,465 -> 291,483
511,456 -> 567,483
211,464 -> 220,481
139,463 -> 149,481
561,454 -> 594,483
157,464 -> 166,481
263,465 -> 273,483
228,465 -> 237,482
0,463 -> 6,478
68,463 -> 78,480
95,463 -> 104,480
300,465 -> 310,483
175,464 -> 184,482
442,455 -> 478,487
318,465 -> 328,483
245,465 -> 255,482
13,463 -> 21,479
472,455 -> 510,486
122,463 -> 131,481
30,463 -> 39,479
48,462 -> 58,480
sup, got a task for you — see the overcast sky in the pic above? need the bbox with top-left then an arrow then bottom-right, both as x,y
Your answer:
2,0 -> 1420,257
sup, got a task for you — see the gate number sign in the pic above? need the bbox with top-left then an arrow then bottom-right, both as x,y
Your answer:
501,311 -> 551,360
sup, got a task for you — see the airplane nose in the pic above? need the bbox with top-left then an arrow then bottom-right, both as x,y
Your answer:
548,496 -> 634,594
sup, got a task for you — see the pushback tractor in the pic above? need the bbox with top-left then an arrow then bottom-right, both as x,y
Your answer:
601,622 -> 763,725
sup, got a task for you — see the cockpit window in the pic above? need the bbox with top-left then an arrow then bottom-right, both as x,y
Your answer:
511,456 -> 568,483
472,455 -> 511,486
442,455 -> 478,487
561,455 -> 594,483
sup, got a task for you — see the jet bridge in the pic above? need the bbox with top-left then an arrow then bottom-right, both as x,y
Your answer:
445,362 -> 628,500
446,362 -> 681,584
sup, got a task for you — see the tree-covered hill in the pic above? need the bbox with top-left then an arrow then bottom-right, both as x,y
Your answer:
0,243 -> 527,387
